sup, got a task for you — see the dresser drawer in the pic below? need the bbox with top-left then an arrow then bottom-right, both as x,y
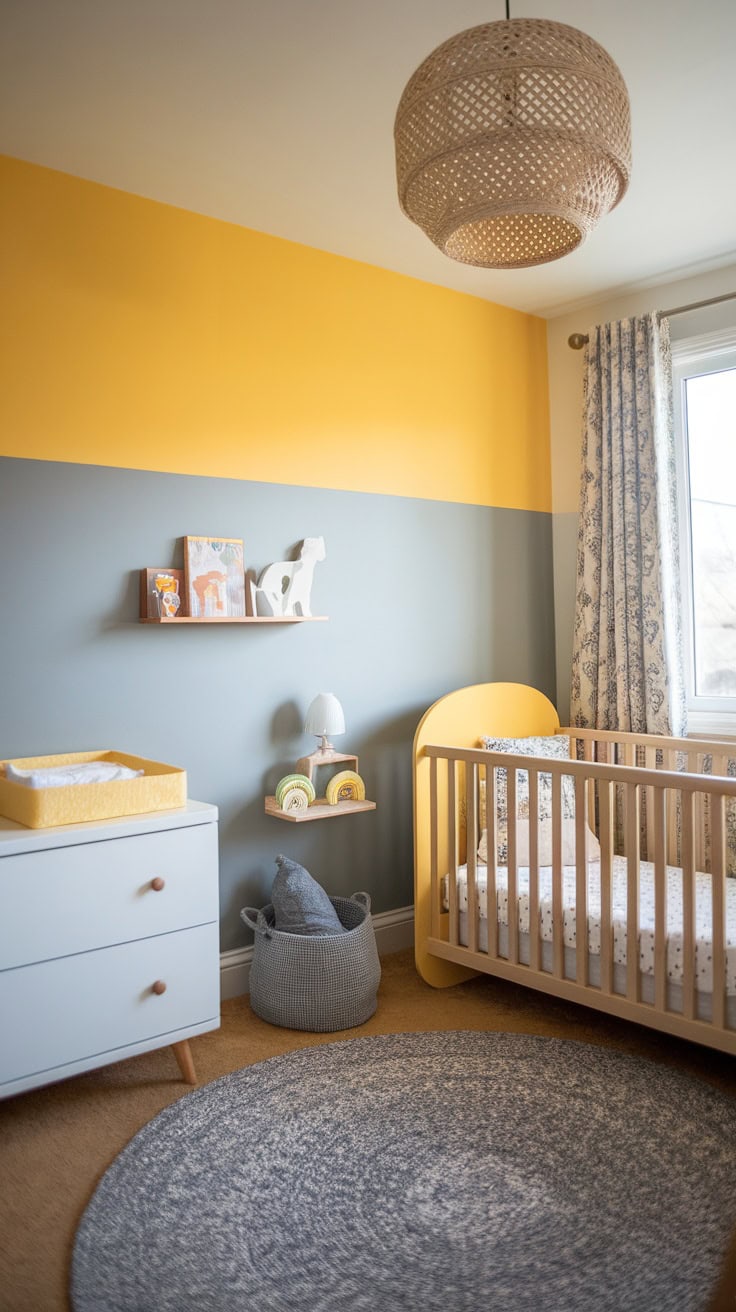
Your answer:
0,821 -> 218,969
0,922 -> 220,1088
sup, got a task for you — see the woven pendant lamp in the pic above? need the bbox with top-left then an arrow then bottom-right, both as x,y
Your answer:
394,15 -> 631,269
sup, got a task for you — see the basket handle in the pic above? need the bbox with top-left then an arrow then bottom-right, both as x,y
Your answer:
350,891 -> 371,913
240,906 -> 273,939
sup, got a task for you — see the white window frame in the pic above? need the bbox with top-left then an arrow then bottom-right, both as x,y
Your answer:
672,326 -> 736,736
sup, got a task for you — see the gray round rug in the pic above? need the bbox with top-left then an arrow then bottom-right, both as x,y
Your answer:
72,1032 -> 736,1312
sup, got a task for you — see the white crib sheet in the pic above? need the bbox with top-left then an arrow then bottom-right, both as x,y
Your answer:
444,859 -> 736,995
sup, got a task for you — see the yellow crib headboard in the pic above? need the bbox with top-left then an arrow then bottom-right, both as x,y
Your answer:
413,682 -> 560,987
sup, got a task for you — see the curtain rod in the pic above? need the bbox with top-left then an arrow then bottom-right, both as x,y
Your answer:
567,289 -> 736,350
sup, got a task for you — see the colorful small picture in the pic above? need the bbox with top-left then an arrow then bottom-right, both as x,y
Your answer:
140,568 -> 185,620
184,537 -> 246,618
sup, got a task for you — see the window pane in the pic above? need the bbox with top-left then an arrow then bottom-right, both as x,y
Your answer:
685,367 -> 736,697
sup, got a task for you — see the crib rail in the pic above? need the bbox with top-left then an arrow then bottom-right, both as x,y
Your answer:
422,742 -> 736,1055
562,726 -> 736,873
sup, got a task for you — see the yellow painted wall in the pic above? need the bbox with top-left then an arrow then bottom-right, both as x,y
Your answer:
0,155 -> 551,511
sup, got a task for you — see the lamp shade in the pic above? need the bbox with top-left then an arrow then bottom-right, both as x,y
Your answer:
394,18 -> 631,269
304,693 -> 345,739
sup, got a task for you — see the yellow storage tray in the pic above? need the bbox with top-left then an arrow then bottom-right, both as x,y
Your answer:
0,751 -> 187,829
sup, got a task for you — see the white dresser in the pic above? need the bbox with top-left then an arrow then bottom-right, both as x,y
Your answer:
0,801 -> 220,1098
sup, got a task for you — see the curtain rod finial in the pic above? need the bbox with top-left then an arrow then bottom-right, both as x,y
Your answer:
568,332 -> 588,350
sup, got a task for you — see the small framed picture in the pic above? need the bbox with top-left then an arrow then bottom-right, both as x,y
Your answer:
140,568 -> 185,619
184,536 -> 246,618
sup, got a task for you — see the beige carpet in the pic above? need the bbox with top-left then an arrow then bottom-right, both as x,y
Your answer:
2,949 -> 735,1312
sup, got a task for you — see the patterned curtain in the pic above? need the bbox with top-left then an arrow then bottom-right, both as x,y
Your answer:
570,313 -> 686,736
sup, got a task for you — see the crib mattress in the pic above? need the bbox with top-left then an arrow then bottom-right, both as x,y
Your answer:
444,858 -> 736,996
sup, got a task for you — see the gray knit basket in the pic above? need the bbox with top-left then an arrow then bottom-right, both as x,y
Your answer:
240,892 -> 381,1032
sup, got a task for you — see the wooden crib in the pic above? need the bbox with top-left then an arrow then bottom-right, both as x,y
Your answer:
414,682 -> 736,1056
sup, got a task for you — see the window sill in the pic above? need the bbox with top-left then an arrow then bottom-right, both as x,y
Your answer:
687,709 -> 736,740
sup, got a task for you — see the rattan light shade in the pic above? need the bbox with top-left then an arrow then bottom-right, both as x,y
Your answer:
395,18 -> 631,269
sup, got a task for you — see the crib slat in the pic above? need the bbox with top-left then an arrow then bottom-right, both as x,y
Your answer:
599,781 -> 614,995
430,756 -> 439,940
447,759 -> 458,948
575,775 -> 588,987
681,791 -> 696,1021
552,772 -> 564,979
710,791 -> 726,1031
709,754 -> 727,876
528,768 -> 540,971
653,786 -> 667,1013
625,783 -> 640,1003
644,746 -> 656,864
487,767 -> 498,960
581,736 -> 595,837
507,766 -> 519,965
694,755 -> 707,871
664,748 -> 677,865
465,762 -> 479,955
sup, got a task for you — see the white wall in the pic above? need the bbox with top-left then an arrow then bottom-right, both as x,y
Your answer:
546,260 -> 736,720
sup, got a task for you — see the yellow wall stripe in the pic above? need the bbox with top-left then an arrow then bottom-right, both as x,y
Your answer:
0,156 -> 551,511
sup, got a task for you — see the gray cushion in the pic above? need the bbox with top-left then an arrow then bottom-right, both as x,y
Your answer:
271,855 -> 345,936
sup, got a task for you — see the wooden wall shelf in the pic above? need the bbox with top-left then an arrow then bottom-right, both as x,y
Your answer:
265,796 -> 376,823
140,616 -> 328,625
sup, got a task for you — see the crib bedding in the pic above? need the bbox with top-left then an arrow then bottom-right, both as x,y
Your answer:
443,857 -> 736,996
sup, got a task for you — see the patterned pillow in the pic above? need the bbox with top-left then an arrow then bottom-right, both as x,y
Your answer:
479,735 -> 576,864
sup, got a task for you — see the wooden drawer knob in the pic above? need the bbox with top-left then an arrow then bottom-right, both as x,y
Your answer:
152,979 -> 167,996
151,877 -> 166,892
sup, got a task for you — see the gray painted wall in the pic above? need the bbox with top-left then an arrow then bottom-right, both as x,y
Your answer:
0,457 -> 556,951
552,512 -> 578,723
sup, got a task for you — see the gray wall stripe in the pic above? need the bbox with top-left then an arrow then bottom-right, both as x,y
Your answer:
0,457 -> 556,950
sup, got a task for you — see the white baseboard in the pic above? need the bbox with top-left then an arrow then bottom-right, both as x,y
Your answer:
220,904 -> 415,1002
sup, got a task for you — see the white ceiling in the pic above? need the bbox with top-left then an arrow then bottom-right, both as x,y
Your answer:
2,0 -> 736,318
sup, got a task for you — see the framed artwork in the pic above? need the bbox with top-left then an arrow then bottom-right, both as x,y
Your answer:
140,568 -> 185,619
184,536 -> 246,618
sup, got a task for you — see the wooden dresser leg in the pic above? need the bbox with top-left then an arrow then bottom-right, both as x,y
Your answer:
171,1040 -> 197,1085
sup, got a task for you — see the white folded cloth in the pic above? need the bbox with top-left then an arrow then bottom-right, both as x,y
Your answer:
6,761 -> 144,789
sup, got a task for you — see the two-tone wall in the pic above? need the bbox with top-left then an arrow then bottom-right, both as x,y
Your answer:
0,155 -> 555,960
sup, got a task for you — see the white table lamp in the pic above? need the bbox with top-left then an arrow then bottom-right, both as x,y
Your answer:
297,693 -> 357,784
304,693 -> 345,754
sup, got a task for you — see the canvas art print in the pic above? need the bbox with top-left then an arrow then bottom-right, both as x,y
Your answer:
184,537 -> 246,618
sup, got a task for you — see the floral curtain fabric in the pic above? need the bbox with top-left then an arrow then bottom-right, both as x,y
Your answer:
570,313 -> 686,736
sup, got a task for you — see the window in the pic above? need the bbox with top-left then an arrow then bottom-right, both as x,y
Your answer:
672,327 -> 736,732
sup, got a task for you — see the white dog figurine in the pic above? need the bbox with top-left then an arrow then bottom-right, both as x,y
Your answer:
255,537 -> 326,617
